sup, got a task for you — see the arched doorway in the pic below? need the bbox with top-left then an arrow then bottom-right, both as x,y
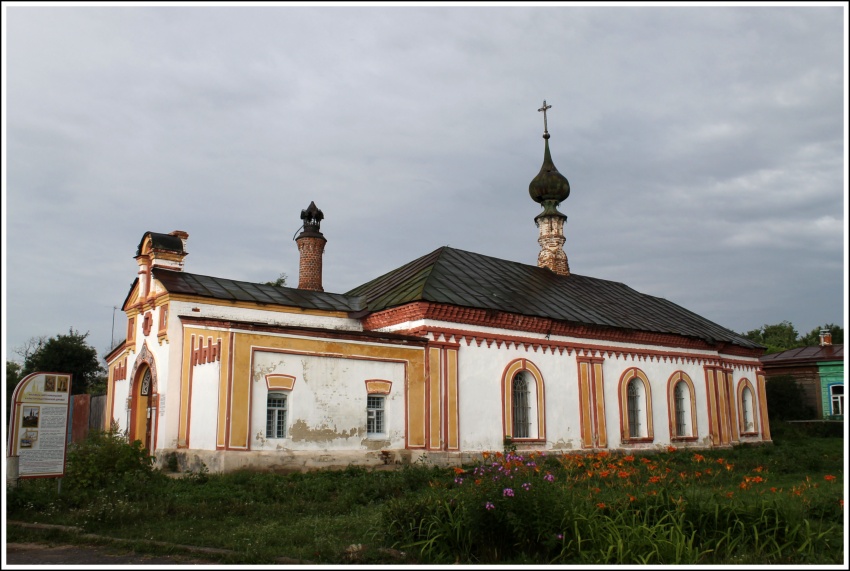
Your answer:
128,353 -> 159,452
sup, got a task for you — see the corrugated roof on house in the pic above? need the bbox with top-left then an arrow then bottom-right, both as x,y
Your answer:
152,268 -> 365,313
760,344 -> 844,365
346,246 -> 763,350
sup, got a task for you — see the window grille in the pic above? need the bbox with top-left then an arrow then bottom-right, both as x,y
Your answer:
674,382 -> 687,436
266,393 -> 287,438
367,395 -> 385,435
140,369 -> 151,396
627,379 -> 641,438
512,373 -> 530,438
830,384 -> 844,416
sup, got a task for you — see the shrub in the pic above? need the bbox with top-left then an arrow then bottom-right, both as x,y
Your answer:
63,424 -> 158,499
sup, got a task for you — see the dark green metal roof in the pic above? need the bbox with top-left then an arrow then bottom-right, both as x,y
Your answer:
153,268 -> 365,313
136,232 -> 185,257
346,246 -> 762,350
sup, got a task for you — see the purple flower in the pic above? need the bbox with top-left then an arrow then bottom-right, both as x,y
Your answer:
454,477 -> 464,485
544,473 -> 555,482
485,502 -> 495,511
503,488 -> 515,497
522,482 -> 531,491
556,533 -> 564,540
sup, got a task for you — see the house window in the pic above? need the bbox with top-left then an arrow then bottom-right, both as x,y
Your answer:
619,367 -> 654,443
674,382 -> 687,436
829,384 -> 843,416
501,359 -> 546,441
512,373 -> 531,438
367,395 -> 385,435
266,393 -> 287,438
627,379 -> 642,438
741,387 -> 754,433
667,372 -> 696,440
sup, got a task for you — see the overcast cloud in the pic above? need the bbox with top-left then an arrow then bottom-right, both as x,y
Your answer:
3,3 -> 847,361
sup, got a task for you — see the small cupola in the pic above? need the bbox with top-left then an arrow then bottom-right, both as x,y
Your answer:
295,201 -> 327,291
134,230 -> 189,298
529,100 -> 570,276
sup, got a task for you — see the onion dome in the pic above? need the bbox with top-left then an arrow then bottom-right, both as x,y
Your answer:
529,100 -> 569,219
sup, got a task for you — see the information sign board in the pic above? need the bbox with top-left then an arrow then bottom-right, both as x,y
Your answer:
7,372 -> 73,478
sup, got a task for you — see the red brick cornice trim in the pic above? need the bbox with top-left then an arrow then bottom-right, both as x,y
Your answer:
422,325 -> 761,370
362,301 -> 762,358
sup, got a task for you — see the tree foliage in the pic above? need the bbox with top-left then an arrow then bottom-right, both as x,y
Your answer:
20,328 -> 106,395
6,360 -> 22,424
765,374 -> 816,421
742,321 -> 844,354
799,323 -> 843,347
264,272 -> 288,287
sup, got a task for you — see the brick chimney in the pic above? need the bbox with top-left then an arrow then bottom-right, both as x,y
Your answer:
295,202 -> 326,291
819,329 -> 832,346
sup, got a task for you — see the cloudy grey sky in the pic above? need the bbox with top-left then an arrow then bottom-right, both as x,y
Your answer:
3,3 -> 847,362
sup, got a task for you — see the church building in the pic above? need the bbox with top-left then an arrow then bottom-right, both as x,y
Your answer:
104,103 -> 771,473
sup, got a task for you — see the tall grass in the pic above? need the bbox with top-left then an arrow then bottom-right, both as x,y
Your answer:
6,424 -> 844,564
382,442 -> 844,564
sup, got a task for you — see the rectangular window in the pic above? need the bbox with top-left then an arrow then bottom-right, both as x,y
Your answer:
266,393 -> 287,438
830,384 -> 843,416
367,395 -> 385,435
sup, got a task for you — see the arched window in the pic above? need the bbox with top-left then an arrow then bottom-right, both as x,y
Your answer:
674,382 -> 687,436
618,367 -> 654,443
512,373 -> 531,438
736,378 -> 758,435
266,392 -> 288,438
667,372 -> 697,440
741,387 -> 753,432
627,379 -> 641,438
501,359 -> 545,441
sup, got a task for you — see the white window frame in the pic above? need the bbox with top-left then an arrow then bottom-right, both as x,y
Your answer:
367,395 -> 386,437
266,392 -> 288,438
829,384 -> 843,416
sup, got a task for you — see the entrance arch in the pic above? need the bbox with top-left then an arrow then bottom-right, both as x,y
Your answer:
129,342 -> 159,451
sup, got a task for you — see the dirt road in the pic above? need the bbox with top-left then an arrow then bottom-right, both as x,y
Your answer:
5,542 -> 219,566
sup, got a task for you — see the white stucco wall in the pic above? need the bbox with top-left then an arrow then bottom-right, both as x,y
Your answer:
111,377 -> 131,434
188,359 -> 221,450
250,350 -> 406,451
419,320 -> 764,452
167,298 -> 363,332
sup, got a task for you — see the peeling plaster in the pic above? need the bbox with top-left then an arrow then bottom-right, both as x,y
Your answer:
289,419 -> 363,442
361,438 -> 391,450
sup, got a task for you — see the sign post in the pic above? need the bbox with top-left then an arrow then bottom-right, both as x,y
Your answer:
7,372 -> 73,484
